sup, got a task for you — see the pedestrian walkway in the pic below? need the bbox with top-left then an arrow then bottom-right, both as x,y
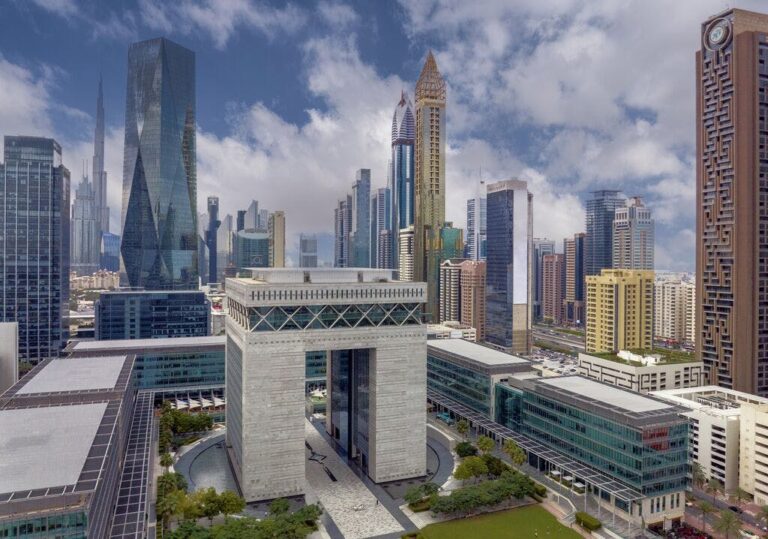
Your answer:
304,420 -> 405,539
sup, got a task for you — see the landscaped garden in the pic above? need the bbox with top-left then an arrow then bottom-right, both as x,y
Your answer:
415,505 -> 582,539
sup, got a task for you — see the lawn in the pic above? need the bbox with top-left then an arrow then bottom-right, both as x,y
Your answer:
418,505 -> 582,539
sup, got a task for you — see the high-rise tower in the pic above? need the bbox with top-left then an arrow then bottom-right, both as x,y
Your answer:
391,90 -> 415,269
205,196 -> 221,284
93,76 -> 109,243
585,190 -> 625,276
0,137 -> 70,363
71,171 -> 100,276
414,51 -> 446,321
486,179 -> 532,354
613,196 -> 654,270
466,186 -> 487,261
696,9 -> 768,394
120,38 -> 198,289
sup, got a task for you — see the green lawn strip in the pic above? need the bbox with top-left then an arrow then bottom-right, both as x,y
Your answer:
419,505 -> 581,539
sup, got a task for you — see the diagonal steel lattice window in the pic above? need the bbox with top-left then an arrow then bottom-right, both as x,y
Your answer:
247,303 -> 422,332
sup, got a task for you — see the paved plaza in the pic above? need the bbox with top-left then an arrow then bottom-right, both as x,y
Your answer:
304,419 -> 405,539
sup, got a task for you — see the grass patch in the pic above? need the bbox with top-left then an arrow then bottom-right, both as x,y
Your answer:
419,505 -> 581,539
592,348 -> 695,365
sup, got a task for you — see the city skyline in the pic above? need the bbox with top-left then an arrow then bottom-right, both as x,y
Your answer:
6,1 -> 768,270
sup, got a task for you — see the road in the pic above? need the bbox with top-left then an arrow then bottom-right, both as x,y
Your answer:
688,488 -> 767,537
532,325 -> 585,353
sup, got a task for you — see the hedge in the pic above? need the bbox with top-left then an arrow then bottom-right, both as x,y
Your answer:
455,441 -> 478,458
408,498 -> 432,513
533,483 -> 547,498
575,511 -> 602,531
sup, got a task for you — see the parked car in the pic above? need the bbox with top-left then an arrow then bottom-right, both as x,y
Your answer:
729,505 -> 744,514
436,412 -> 454,426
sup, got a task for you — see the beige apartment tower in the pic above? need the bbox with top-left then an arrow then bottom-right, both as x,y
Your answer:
586,269 -> 654,354
459,260 -> 486,341
697,9 -> 768,394
542,254 -> 564,324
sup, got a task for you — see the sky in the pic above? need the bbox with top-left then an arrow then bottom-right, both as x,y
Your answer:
0,0 -> 764,270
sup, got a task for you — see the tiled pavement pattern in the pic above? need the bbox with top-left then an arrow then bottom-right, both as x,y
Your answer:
304,419 -> 405,539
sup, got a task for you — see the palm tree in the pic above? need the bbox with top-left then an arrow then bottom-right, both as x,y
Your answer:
456,419 -> 469,440
698,500 -> 715,535
707,477 -> 723,503
476,435 -> 494,455
759,505 -> 768,531
502,439 -> 526,469
713,510 -> 742,539
731,487 -> 751,509
160,452 -> 173,471
691,462 -> 706,491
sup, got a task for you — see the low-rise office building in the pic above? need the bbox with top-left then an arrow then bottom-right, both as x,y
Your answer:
67,335 -> 225,394
95,290 -> 211,340
0,355 -> 139,538
652,386 -> 768,494
497,375 -> 688,526
427,322 -> 477,341
427,338 -> 531,418
578,350 -> 706,393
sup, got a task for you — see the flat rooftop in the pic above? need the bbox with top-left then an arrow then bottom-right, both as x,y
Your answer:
653,385 -> 768,412
68,335 -> 226,353
584,348 -> 698,366
539,376 -> 673,413
0,402 -> 107,494
234,267 -> 398,284
428,339 -> 530,366
17,356 -> 125,394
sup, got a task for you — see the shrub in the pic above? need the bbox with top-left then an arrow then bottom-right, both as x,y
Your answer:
430,470 -> 537,515
534,483 -> 547,498
408,498 -> 432,512
575,511 -> 602,531
455,441 -> 478,458
481,454 -> 511,477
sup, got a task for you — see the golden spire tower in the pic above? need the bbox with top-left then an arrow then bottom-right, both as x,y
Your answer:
414,50 -> 446,321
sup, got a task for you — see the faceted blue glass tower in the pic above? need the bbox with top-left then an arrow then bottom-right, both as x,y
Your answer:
120,37 -> 198,289
391,91 -> 415,269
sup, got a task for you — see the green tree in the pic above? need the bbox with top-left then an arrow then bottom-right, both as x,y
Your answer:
157,488 -> 185,531
454,455 -> 488,483
713,510 -> 742,539
168,521 -> 211,539
476,435 -> 495,455
691,462 -> 707,490
502,439 -> 526,469
158,472 -> 188,498
217,490 -> 245,520
160,452 -> 173,470
456,419 -> 469,440
698,500 -> 715,535
269,497 -> 291,516
421,482 -> 439,497
196,488 -> 222,525
179,492 -> 202,523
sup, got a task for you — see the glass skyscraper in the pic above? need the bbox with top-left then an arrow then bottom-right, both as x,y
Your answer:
585,190 -> 625,276
0,136 -> 70,363
486,179 -> 532,354
120,37 -> 198,289
351,169 -> 371,267
391,91 -> 415,269
71,173 -> 100,276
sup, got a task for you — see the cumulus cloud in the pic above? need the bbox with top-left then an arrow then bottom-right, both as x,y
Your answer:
138,0 -> 307,49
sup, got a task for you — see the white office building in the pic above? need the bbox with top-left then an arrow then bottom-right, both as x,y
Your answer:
653,386 -> 768,495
